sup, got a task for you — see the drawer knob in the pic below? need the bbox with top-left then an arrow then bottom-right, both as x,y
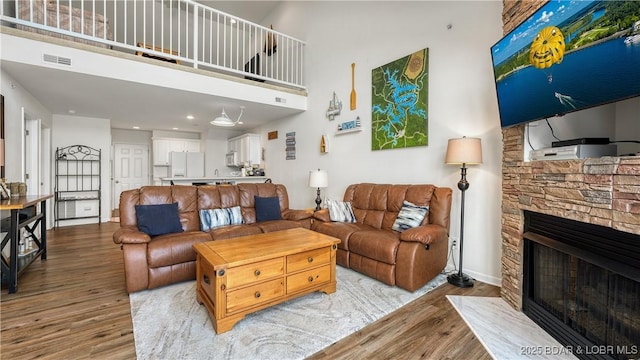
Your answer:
308,276 -> 314,282
308,257 -> 314,263
255,291 -> 261,298
203,275 -> 210,284
255,269 -> 261,276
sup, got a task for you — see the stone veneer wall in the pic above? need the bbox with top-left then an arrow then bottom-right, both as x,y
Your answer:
499,1 -> 640,310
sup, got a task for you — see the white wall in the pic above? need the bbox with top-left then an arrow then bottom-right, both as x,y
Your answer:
1,1 -> 506,284
112,128 -> 152,145
1,69 -> 52,183
615,98 -> 640,156
52,115 -> 111,225
258,1 -> 504,285
1,70 -> 54,227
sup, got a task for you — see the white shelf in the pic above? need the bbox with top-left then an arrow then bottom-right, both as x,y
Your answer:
55,145 -> 101,227
335,127 -> 363,135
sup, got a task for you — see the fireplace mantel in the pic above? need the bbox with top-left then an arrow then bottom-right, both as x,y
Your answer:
500,125 -> 640,310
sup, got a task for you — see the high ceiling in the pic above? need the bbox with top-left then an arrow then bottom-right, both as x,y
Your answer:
200,1 -> 281,24
2,1 -> 295,134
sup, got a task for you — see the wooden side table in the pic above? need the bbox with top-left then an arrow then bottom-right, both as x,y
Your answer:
1,194 -> 53,293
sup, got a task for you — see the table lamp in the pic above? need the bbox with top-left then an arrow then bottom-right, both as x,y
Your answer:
309,169 -> 328,211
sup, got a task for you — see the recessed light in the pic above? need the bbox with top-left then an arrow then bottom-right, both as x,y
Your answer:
133,126 -> 140,129
186,115 -> 194,120
172,127 -> 179,130
68,109 -> 76,114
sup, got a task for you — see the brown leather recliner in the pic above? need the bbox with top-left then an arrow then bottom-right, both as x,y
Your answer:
113,183 -> 312,293
311,183 -> 452,292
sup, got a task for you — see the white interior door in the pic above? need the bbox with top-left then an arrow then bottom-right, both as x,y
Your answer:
24,115 -> 41,195
113,143 -> 149,209
41,127 -> 50,196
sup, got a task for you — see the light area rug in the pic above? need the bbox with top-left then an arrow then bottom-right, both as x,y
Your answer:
130,267 -> 446,360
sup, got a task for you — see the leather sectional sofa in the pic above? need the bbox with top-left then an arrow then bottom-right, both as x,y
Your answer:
311,183 -> 452,292
114,182 -> 452,294
113,183 -> 312,293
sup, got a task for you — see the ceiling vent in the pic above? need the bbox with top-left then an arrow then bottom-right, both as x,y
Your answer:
43,53 -> 72,66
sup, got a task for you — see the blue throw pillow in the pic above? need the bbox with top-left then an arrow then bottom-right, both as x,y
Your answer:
200,206 -> 244,231
255,196 -> 282,222
135,202 -> 183,236
392,200 -> 429,232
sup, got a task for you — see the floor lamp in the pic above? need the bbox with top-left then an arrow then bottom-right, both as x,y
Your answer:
445,137 -> 482,288
309,169 -> 328,211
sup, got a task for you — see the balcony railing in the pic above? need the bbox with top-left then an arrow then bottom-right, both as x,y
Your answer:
1,0 -> 306,89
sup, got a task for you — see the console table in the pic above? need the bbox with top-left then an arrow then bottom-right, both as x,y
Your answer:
1,194 -> 52,293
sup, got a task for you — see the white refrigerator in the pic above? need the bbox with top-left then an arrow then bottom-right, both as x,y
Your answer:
169,152 -> 205,177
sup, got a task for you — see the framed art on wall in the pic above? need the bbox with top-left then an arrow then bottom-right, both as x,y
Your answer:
371,48 -> 428,151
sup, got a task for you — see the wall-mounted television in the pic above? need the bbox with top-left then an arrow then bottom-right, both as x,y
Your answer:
491,0 -> 640,128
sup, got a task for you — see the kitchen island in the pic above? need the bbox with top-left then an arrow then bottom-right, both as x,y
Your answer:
160,176 -> 269,186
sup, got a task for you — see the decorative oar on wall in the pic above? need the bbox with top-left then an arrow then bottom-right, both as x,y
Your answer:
350,63 -> 357,110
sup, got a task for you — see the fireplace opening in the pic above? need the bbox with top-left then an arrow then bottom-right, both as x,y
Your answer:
523,211 -> 640,360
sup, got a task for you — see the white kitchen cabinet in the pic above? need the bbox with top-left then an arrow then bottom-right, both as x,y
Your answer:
153,138 -> 201,166
184,140 -> 201,153
227,134 -> 260,167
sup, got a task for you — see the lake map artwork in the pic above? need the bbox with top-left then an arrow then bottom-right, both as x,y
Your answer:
371,48 -> 428,151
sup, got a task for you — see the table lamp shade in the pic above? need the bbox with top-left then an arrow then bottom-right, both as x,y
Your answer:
445,137 -> 482,165
309,169 -> 328,188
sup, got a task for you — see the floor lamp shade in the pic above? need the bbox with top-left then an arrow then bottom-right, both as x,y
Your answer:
445,137 -> 482,165
445,136 -> 482,288
309,169 -> 328,211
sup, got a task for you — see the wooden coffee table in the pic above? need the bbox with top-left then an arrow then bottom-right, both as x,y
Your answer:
193,228 -> 340,334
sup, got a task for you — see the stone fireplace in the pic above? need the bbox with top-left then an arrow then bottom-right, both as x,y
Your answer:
499,0 -> 640,311
500,125 -> 640,359
498,1 -> 640,357
501,125 -> 640,310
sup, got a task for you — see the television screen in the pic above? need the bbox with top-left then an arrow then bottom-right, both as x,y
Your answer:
491,0 -> 640,128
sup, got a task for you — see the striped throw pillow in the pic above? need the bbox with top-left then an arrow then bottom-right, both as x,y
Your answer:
200,206 -> 244,231
392,201 -> 429,232
326,199 -> 356,223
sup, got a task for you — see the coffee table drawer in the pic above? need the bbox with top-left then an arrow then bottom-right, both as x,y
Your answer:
287,264 -> 331,293
226,258 -> 284,289
226,278 -> 285,313
287,247 -> 330,273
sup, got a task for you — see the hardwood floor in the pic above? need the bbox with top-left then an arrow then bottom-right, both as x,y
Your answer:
1,222 -> 500,359
1,222 -> 135,359
308,282 -> 500,360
